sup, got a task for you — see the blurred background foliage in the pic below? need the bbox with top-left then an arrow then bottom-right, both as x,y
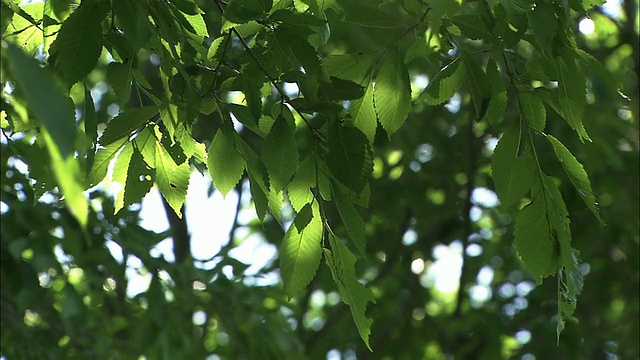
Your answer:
1,0 -> 638,359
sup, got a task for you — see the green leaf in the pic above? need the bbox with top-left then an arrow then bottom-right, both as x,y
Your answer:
519,91 -> 546,132
48,0 -> 109,86
155,140 -> 190,218
333,185 -> 366,257
42,129 -> 88,227
83,85 -> 97,174
223,0 -> 272,24
373,47 -> 411,137
460,48 -> 491,117
288,155 -> 316,212
113,0 -> 153,48
322,52 -> 375,83
87,137 -> 128,186
281,202 -> 323,298
207,36 -> 225,63
492,127 -> 536,207
556,55 -> 590,142
208,127 -> 246,197
228,104 -> 264,137
327,122 -> 372,193
111,142 -> 134,213
319,77 -> 365,101
422,58 -> 466,106
449,15 -> 495,42
4,42 -> 77,158
4,2 -> 44,55
262,115 -> 299,192
502,0 -> 533,13
546,135 -> 602,223
574,48 -> 622,93
269,9 -> 327,27
134,127 -> 158,168
350,80 -> 377,143
481,59 -> 507,124
121,147 -> 154,213
527,1 -> 557,55
325,234 -> 376,351
177,130 -> 207,164
107,61 -> 133,105
100,106 -> 159,145
557,244 -> 583,342
337,0 -> 402,28
181,12 -> 208,38
514,198 -> 558,282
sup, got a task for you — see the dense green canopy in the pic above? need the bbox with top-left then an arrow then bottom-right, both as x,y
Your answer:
1,0 -> 638,358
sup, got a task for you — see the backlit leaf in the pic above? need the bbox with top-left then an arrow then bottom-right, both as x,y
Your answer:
100,106 -> 159,146
325,234 -> 376,350
350,81 -> 377,143
155,140 -> 190,218
492,127 -> 536,207
422,58 -> 466,106
208,127 -> 246,197
288,155 -> 316,212
4,42 -> 76,158
373,47 -> 411,137
121,148 -> 154,213
88,137 -> 128,186
327,122 -> 372,193
262,115 -> 299,192
556,55 -> 590,142
514,198 -> 557,282
281,202 -> 323,298
460,48 -> 490,117
547,135 -> 602,223
333,185 -> 366,256
111,142 -> 134,213
42,129 -> 88,227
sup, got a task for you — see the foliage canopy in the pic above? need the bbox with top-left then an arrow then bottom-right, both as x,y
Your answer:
1,0 -> 638,358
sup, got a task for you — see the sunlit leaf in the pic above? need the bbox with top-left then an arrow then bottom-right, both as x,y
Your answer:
41,129 -> 88,227
327,122 -> 372,193
350,81 -> 377,143
547,135 -> 602,223
100,106 -> 159,146
281,202 -> 323,298
373,47 -> 411,137
325,234 -> 376,350
262,115 -> 299,192
556,55 -> 590,142
3,42 -> 76,158
333,185 -> 366,257
514,197 -> 557,282
422,58 -> 466,106
492,127 -> 536,207
208,127 -> 245,197
155,140 -> 190,217
288,155 -> 316,212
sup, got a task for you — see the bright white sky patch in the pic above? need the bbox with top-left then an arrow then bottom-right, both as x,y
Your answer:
579,18 -> 595,35
424,241 -> 463,293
